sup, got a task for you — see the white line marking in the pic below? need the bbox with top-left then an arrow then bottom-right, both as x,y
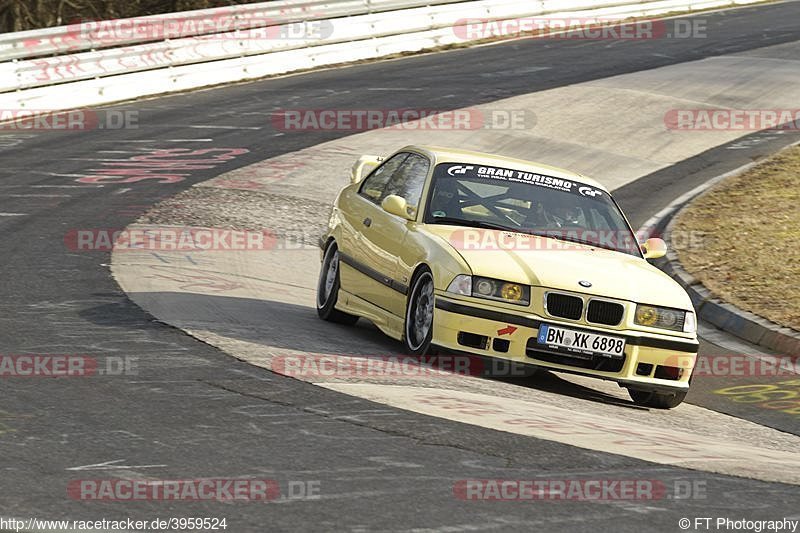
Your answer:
93,139 -> 214,142
269,489 -> 401,504
480,67 -> 551,77
67,459 -> 166,471
67,158 -> 142,162
0,212 -> 26,216
30,184 -> 100,188
7,194 -> 71,198
28,171 -> 105,180
188,125 -> 261,130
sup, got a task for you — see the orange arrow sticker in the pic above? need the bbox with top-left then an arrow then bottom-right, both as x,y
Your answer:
497,325 -> 517,336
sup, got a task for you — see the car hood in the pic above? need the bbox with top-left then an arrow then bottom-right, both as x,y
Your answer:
423,225 -> 692,310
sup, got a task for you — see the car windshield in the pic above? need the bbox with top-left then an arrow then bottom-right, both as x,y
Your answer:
424,163 -> 641,256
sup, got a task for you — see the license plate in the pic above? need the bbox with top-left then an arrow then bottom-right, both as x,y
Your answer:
537,323 -> 625,358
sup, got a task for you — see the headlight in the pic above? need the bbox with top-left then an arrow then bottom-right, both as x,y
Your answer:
447,275 -> 530,306
634,304 -> 687,332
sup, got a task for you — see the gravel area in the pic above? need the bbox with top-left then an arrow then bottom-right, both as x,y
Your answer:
673,144 -> 800,331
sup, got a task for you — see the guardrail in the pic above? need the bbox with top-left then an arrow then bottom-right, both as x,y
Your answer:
0,0 -> 766,112
0,0 -> 469,62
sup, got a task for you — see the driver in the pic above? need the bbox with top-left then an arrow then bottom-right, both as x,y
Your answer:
550,203 -> 585,227
429,178 -> 463,218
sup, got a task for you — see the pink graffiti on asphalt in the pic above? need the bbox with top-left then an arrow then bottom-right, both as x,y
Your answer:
210,145 -> 359,190
75,147 -> 249,184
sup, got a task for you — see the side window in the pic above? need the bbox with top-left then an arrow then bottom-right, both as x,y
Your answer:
359,153 -> 409,204
382,154 -> 430,209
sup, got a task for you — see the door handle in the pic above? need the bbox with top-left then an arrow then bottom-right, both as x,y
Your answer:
362,217 -> 372,227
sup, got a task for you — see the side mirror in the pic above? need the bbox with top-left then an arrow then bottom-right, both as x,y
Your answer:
350,155 -> 384,184
381,195 -> 414,221
641,237 -> 667,259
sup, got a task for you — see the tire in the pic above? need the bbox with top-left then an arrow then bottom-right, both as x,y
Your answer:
628,388 -> 687,409
316,243 -> 359,325
403,268 -> 436,356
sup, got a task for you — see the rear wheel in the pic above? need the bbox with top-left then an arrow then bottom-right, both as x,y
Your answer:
316,243 -> 359,325
628,388 -> 687,409
404,269 -> 435,356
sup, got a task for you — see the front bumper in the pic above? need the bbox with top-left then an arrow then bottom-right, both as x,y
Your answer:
433,295 -> 698,391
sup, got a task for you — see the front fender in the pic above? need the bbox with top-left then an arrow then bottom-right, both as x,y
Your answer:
401,225 -> 472,293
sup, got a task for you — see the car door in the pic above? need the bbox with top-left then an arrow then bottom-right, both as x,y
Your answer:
357,153 -> 430,317
337,152 -> 410,306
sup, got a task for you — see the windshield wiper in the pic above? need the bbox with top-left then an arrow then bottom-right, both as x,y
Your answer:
429,217 -> 531,234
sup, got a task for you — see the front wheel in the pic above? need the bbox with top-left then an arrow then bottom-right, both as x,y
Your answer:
316,243 -> 359,325
628,388 -> 687,409
404,269 -> 435,356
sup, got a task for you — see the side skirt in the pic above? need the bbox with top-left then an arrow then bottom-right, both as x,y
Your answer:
336,289 -> 404,341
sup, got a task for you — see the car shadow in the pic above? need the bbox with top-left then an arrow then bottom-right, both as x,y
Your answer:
91,291 -> 644,410
95,291 -> 407,356
494,371 -> 646,410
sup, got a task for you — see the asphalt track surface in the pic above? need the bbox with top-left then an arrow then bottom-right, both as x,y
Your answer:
2,2 -> 800,530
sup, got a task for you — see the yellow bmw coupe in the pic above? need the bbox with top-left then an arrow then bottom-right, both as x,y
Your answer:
317,145 -> 698,408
